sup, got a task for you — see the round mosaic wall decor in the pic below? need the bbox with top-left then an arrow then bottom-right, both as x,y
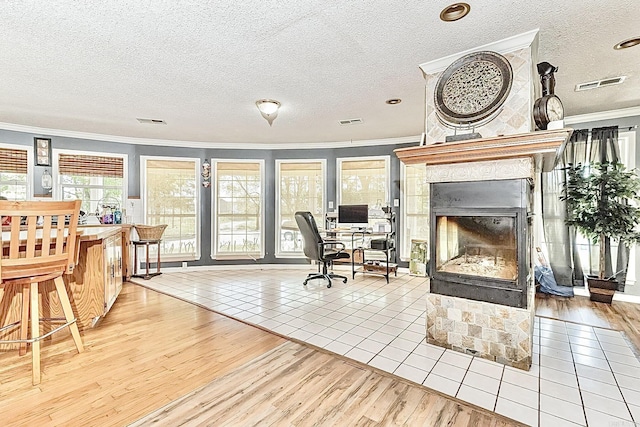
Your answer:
435,51 -> 513,126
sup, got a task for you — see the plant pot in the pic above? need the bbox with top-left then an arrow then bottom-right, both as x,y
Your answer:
586,276 -> 616,303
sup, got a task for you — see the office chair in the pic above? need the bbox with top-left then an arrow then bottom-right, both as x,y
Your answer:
294,211 -> 349,288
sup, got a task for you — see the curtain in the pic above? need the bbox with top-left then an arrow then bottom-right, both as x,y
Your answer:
541,129 -> 588,286
541,126 -> 628,289
589,126 -> 620,164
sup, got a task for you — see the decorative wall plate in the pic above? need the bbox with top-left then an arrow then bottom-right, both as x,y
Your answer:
435,51 -> 513,126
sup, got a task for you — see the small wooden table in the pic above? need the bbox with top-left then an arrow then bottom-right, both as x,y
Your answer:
132,239 -> 162,280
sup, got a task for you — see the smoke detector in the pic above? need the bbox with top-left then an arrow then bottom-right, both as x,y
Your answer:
137,118 -> 167,124
575,76 -> 626,91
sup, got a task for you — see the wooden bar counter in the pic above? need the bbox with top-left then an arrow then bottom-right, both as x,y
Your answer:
1,225 -> 128,349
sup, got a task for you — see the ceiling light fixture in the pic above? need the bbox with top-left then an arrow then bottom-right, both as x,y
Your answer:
614,37 -> 640,50
386,98 -> 402,105
440,3 -> 471,22
256,99 -> 281,126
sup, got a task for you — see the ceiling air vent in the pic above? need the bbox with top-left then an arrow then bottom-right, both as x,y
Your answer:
136,118 -> 167,125
339,118 -> 363,125
575,76 -> 626,91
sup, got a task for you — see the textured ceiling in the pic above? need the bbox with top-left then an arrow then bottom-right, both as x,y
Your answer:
0,1 -> 638,146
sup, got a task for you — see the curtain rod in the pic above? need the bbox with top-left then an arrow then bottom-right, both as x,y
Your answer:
575,125 -> 637,134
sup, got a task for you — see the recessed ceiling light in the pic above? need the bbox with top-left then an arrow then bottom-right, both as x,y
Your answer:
386,98 -> 402,105
440,3 -> 471,22
614,37 -> 640,50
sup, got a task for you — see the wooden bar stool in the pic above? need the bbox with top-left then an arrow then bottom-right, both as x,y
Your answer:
0,200 -> 84,385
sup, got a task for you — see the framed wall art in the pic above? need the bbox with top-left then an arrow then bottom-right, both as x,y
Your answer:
434,51 -> 513,126
34,137 -> 52,166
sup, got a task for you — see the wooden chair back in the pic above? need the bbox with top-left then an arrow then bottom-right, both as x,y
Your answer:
0,200 -> 81,283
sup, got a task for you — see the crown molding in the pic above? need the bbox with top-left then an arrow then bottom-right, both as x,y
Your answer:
419,29 -> 539,75
564,106 -> 640,125
0,121 -> 419,150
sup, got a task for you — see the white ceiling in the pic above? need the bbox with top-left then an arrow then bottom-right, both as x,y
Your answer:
0,1 -> 638,146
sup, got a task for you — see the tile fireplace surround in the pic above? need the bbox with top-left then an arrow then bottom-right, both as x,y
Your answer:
395,129 -> 572,370
426,275 -> 536,370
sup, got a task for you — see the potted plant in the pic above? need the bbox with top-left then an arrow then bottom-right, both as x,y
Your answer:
561,160 -> 640,303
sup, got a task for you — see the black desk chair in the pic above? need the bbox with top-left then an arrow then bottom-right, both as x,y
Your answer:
294,211 -> 349,288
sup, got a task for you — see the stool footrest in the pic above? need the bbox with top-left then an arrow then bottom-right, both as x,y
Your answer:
0,317 -> 78,344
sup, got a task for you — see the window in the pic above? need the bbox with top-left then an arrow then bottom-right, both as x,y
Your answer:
55,150 -> 126,214
401,163 -> 429,260
276,160 -> 325,257
337,156 -> 389,207
213,160 -> 264,258
142,157 -> 200,261
0,144 -> 31,200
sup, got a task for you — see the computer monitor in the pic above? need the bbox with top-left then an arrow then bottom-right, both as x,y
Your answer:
338,204 -> 369,229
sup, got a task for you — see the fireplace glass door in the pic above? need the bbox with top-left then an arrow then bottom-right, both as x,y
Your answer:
435,215 -> 517,281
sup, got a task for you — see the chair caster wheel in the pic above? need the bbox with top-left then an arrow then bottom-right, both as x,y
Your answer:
303,280 -> 308,286
342,278 -> 347,283
327,283 -> 332,288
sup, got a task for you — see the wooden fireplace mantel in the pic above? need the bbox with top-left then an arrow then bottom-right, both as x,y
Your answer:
394,128 -> 573,172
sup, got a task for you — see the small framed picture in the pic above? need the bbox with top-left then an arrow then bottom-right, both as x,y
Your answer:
34,137 -> 52,166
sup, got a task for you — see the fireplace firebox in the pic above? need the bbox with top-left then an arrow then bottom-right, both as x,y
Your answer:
430,179 -> 531,308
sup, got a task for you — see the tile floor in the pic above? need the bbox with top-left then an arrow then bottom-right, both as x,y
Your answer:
131,268 -> 640,427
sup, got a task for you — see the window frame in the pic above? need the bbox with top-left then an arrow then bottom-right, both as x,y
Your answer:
400,162 -> 430,261
211,158 -> 265,260
52,148 -> 128,211
0,142 -> 33,200
140,155 -> 201,262
275,158 -> 326,258
336,155 -> 390,207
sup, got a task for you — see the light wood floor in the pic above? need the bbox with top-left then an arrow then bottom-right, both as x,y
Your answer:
132,341 -> 521,427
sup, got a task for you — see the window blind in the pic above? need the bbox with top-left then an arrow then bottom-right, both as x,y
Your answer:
0,147 -> 28,174
146,159 -> 194,171
217,162 -> 260,172
280,162 -> 322,172
59,154 -> 123,178
341,159 -> 385,170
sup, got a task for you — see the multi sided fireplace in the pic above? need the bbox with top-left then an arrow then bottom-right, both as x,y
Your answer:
396,130 -> 572,368
430,179 -> 531,308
